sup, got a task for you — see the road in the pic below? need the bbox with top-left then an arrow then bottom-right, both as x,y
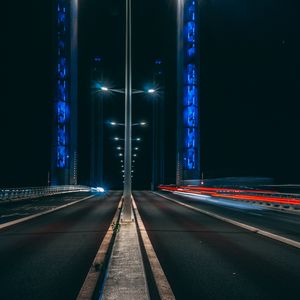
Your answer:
0,192 -> 95,224
134,191 -> 300,300
0,191 -> 121,300
159,190 -> 300,242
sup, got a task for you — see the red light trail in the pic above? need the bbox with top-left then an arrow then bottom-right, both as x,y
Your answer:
159,185 -> 300,206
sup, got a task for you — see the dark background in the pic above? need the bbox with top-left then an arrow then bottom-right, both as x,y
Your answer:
0,0 -> 300,188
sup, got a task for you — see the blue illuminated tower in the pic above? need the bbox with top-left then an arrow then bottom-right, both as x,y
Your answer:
51,0 -> 78,185
177,0 -> 200,185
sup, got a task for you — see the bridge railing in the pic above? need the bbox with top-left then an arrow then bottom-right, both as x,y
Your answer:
0,185 -> 91,203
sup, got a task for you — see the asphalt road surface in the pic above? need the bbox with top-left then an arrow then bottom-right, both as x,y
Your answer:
0,192 -> 95,224
158,190 -> 300,242
134,191 -> 300,300
0,191 -> 121,300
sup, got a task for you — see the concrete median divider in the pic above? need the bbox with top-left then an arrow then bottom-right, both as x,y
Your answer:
76,199 -> 123,300
77,195 -> 175,300
132,197 -> 176,300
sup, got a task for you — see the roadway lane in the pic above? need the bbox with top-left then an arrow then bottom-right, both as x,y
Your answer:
159,191 -> 300,243
0,192 -> 95,224
0,191 -> 122,300
134,191 -> 300,300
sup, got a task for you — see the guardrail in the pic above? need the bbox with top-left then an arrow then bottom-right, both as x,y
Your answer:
0,185 -> 91,203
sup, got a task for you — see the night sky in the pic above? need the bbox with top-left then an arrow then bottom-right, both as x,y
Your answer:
1,0 -> 300,188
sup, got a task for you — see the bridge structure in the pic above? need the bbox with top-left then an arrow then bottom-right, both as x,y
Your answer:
177,0 -> 201,186
50,0 -> 201,189
51,0 -> 78,186
2,2 -> 300,300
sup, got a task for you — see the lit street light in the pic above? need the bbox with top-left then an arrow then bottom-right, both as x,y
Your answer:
108,121 -> 147,127
98,0 -> 157,220
113,137 -> 141,141
98,86 -> 156,95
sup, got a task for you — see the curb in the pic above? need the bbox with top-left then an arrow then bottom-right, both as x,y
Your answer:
76,199 -> 123,300
133,197 -> 176,300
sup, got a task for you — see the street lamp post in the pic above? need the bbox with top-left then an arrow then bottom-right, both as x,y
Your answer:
123,0 -> 133,221
97,0 -> 155,220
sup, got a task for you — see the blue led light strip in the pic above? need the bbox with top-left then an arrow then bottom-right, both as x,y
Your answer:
56,0 -> 70,168
183,0 -> 198,171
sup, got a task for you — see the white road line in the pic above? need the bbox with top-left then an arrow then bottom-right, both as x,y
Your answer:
153,192 -> 300,250
133,197 -> 176,300
76,198 -> 122,300
0,195 -> 96,231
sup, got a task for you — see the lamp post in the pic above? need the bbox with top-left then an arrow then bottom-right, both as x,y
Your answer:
121,0 -> 133,221
97,0 -> 155,220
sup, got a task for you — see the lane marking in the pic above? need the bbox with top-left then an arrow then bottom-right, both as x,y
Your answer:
76,198 -> 122,300
132,197 -> 176,300
153,192 -> 300,250
0,195 -> 96,231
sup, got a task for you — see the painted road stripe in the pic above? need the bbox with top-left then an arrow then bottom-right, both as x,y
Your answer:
76,199 -> 122,300
154,192 -> 300,250
133,197 -> 176,300
0,194 -> 96,231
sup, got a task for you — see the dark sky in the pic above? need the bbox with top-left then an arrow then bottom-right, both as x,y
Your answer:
1,0 -> 300,188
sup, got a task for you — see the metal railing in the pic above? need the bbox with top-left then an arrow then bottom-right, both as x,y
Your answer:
0,185 -> 91,203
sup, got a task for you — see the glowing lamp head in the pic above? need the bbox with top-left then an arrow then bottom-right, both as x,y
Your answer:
101,86 -> 109,91
148,89 -> 156,94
